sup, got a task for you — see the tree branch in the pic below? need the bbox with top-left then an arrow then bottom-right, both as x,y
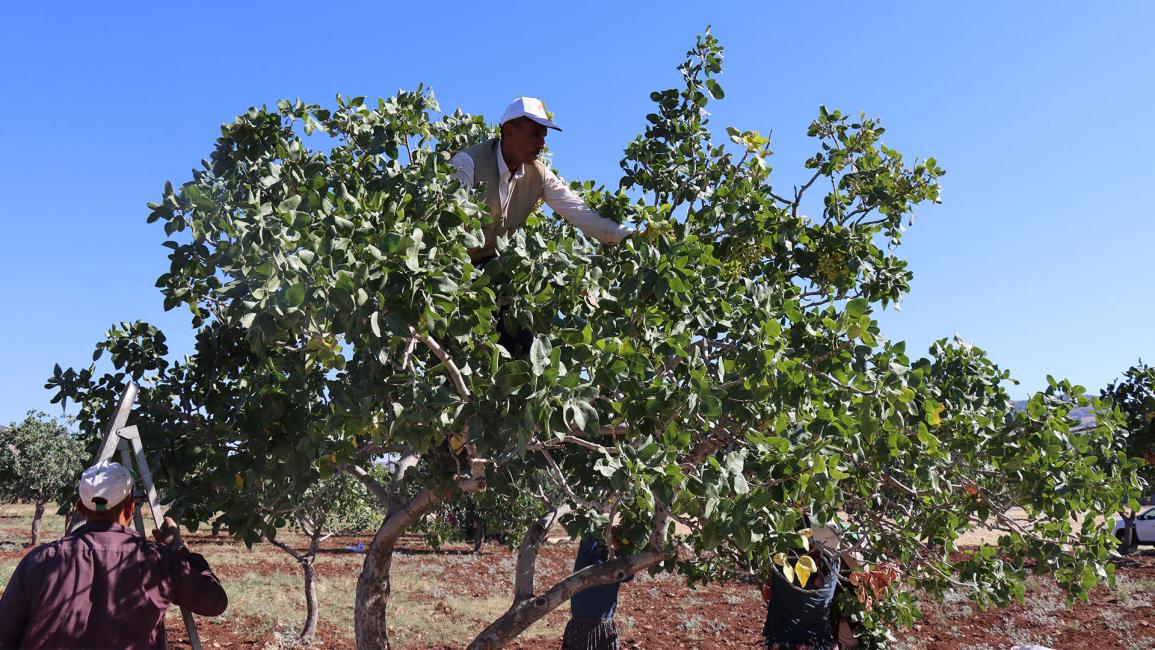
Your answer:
400,335 -> 418,371
539,449 -> 603,512
343,464 -> 391,510
468,549 -> 671,650
513,505 -> 572,603
473,490 -> 674,648
527,432 -> 609,453
270,537 -> 304,563
793,170 -> 824,218
411,326 -> 470,400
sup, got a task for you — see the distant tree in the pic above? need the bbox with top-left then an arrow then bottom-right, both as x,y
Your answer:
1101,362 -> 1155,553
413,466 -> 562,553
0,411 -> 86,546
269,470 -> 384,641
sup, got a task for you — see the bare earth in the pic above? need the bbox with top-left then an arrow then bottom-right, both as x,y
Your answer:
2,504 -> 1153,649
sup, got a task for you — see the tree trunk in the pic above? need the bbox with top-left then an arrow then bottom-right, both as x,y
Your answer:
471,518 -> 486,554
355,531 -> 398,649
1118,511 -> 1138,555
301,558 -> 320,640
269,533 -> 325,642
31,501 -> 46,546
355,476 -> 482,650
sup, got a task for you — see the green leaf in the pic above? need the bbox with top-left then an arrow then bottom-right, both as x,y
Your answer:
733,472 -> 749,494
283,283 -> 306,307
494,361 -> 531,395
566,399 -> 600,434
370,312 -> 382,337
567,400 -> 586,431
845,298 -> 869,319
925,399 -> 944,427
530,337 -> 552,377
916,423 -> 941,450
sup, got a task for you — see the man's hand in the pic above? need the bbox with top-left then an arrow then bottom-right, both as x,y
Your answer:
152,516 -> 187,552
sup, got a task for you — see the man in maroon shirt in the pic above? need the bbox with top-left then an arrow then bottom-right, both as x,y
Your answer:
0,461 -> 228,649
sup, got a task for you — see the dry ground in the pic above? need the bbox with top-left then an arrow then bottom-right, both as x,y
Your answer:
2,504 -> 1153,649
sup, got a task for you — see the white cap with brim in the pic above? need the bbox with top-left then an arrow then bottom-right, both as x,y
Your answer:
79,461 -> 134,512
500,96 -> 562,131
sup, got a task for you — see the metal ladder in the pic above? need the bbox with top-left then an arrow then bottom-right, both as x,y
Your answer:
70,381 -> 203,650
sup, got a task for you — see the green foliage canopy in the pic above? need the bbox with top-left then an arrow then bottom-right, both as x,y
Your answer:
47,31 -> 1142,645
0,411 -> 86,507
1102,362 -> 1155,504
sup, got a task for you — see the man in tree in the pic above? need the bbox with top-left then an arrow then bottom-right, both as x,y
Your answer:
450,97 -> 637,360
450,97 -> 635,264
0,461 -> 228,649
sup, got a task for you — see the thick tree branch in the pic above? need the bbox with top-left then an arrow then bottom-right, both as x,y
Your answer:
649,498 -> 672,550
343,464 -> 391,510
468,550 -> 670,650
513,505 -> 572,603
375,446 -> 423,512
374,469 -> 483,549
470,495 -> 674,649
411,326 -> 470,400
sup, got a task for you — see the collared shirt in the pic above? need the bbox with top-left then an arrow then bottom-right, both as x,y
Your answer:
450,142 -> 635,245
0,521 -> 228,650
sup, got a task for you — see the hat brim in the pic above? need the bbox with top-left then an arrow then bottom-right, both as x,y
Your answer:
525,115 -> 562,131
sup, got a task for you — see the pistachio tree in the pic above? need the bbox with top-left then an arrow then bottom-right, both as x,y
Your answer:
48,31 -> 1139,649
1101,362 -> 1155,552
0,411 -> 86,546
270,471 -> 383,640
464,33 -> 1135,648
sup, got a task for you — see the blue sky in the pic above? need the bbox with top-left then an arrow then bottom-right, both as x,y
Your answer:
1,2 -> 1152,424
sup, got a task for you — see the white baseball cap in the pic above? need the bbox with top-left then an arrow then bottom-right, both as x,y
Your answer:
500,97 -> 561,131
79,461 -> 135,511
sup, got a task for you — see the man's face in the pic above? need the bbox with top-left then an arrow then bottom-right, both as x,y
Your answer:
502,118 -> 549,167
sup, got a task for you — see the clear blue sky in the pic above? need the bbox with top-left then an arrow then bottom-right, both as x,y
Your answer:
2,2 -> 1152,424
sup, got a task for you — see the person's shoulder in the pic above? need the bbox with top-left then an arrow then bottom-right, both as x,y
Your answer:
14,536 -> 69,572
76,523 -> 149,545
460,138 -> 497,158
21,540 -> 60,561
529,159 -> 556,182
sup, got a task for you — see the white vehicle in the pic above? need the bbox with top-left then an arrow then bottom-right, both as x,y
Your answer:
1113,506 -> 1155,545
